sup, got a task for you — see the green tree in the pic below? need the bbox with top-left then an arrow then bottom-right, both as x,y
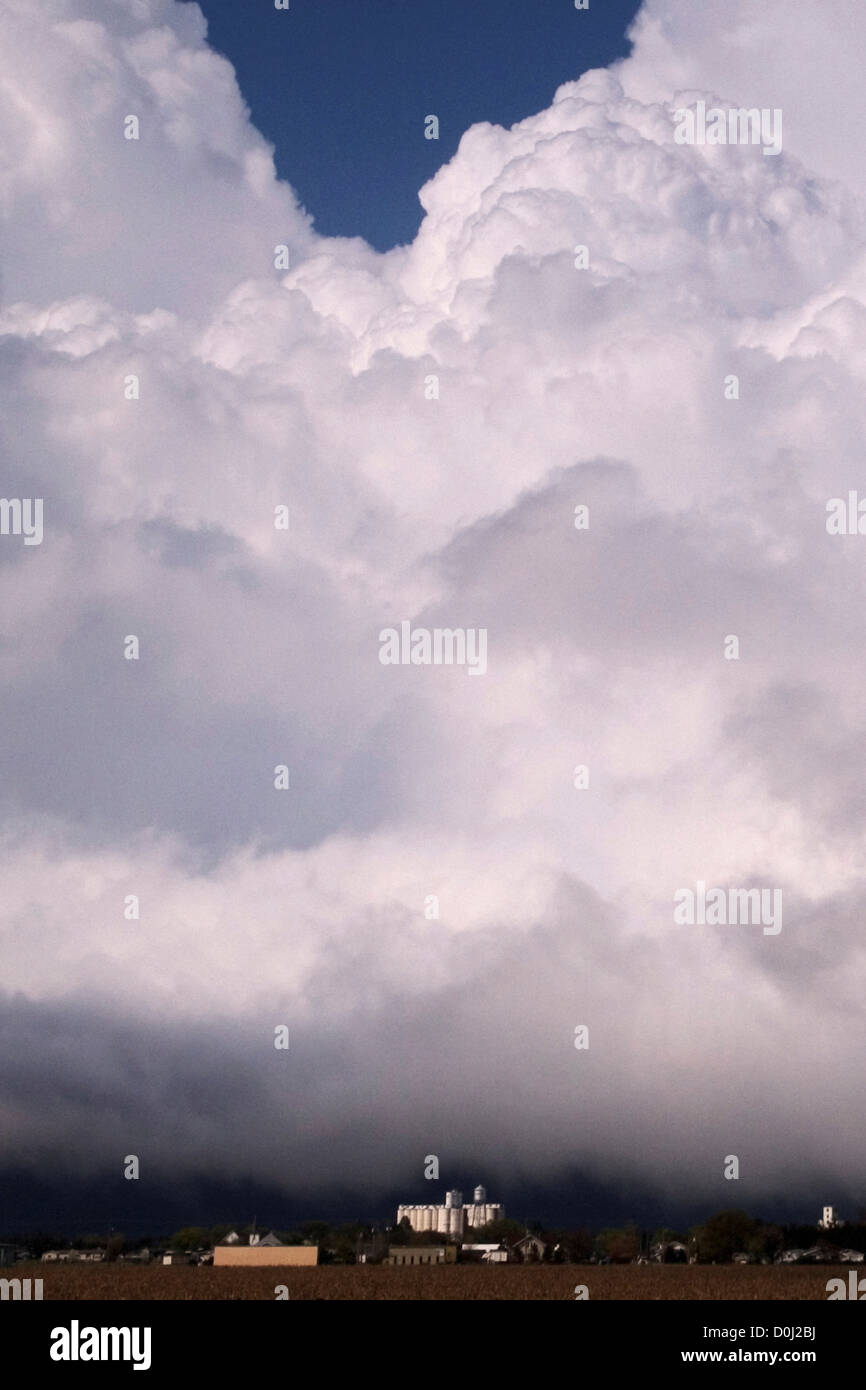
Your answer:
692,1210 -> 757,1263
652,1227 -> 681,1247
468,1217 -> 524,1246
301,1220 -> 332,1246
276,1230 -> 304,1246
598,1225 -> 641,1263
105,1233 -> 127,1263
748,1223 -> 783,1260
24,1232 -> 64,1258
562,1228 -> 594,1262
388,1217 -> 413,1246
170,1226 -> 208,1252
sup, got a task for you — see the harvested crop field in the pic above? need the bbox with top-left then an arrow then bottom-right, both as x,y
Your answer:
19,1262 -> 837,1300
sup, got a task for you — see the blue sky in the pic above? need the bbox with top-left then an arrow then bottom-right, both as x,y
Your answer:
185,0 -> 642,250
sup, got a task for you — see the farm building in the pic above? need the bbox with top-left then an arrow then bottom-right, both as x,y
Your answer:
386,1246 -> 457,1265
801,1245 -> 841,1263
461,1243 -> 508,1263
649,1241 -> 689,1264
41,1249 -> 105,1263
214,1233 -> 318,1267
511,1235 -> 546,1262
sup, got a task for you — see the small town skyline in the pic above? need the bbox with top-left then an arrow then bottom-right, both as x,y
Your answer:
2,1196 -> 860,1259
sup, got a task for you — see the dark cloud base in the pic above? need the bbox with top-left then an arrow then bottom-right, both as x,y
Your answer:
1,1166 -> 856,1242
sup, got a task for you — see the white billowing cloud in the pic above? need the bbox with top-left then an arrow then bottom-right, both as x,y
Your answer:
0,0 -> 314,318
1,0 -> 865,1210
617,0 -> 866,198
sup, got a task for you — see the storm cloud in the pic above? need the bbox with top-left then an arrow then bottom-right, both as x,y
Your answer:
0,0 -> 864,1225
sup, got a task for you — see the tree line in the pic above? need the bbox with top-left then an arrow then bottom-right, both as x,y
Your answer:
5,1209 -> 865,1264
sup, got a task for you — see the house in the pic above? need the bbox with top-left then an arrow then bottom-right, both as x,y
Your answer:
732,1252 -> 753,1264
461,1243 -> 508,1263
162,1252 -> 193,1266
650,1241 -> 688,1264
251,1231 -> 283,1248
386,1246 -> 457,1266
839,1250 -> 864,1264
218,1230 -> 281,1249
776,1245 -> 839,1265
805,1245 -> 842,1263
510,1235 -> 546,1263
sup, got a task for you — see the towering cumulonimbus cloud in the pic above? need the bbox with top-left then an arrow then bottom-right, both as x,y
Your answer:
0,0 -> 864,1211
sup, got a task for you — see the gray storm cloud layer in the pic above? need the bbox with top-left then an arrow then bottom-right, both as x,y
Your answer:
1,0 -> 865,1209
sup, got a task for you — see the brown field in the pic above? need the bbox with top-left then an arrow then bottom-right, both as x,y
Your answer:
16,1262 -> 838,1300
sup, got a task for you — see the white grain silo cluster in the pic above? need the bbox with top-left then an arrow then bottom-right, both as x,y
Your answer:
396,1204 -> 432,1232
463,1191 -> 503,1228
396,1183 -> 503,1237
